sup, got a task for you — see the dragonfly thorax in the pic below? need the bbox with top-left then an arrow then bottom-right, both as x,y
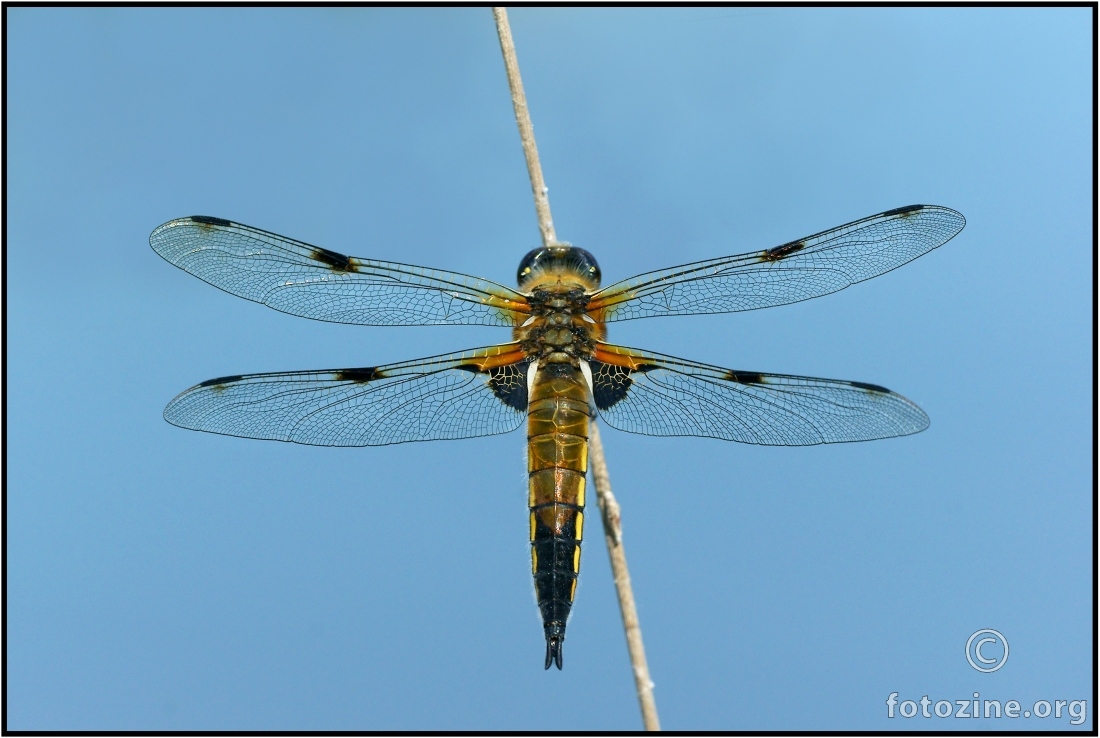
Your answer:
514,288 -> 602,364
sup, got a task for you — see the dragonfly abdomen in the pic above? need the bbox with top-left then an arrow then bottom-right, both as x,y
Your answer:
527,361 -> 591,670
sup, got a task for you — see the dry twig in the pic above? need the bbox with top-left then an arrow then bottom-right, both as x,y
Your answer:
492,7 -> 557,247
492,7 -> 661,731
588,422 -> 661,731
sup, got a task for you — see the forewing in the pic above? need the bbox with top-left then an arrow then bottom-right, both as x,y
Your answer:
164,344 -> 531,446
587,205 -> 965,321
150,216 -> 530,326
590,343 -> 928,445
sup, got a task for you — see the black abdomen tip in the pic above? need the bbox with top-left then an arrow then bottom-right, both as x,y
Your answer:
544,624 -> 565,670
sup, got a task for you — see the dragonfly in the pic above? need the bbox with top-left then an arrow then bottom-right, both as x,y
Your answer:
151,203 -> 965,670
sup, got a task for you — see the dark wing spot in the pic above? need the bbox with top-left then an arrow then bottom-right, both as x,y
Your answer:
335,367 -> 383,383
199,374 -> 243,387
762,240 -> 806,262
488,362 -> 530,412
190,215 -> 233,227
882,204 -> 924,218
457,362 -> 530,411
726,371 -> 765,384
848,380 -> 889,393
591,361 -> 632,410
310,246 -> 361,273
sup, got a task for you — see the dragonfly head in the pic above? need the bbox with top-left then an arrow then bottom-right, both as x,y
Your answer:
518,245 -> 601,291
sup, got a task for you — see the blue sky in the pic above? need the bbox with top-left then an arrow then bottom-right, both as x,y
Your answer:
6,7 -> 1092,731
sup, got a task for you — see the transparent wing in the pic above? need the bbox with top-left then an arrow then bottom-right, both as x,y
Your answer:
150,216 -> 531,326
590,343 -> 928,445
164,344 -> 531,447
587,205 -> 964,322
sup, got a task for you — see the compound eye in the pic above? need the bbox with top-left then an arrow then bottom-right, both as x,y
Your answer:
574,249 -> 601,287
517,247 -> 546,287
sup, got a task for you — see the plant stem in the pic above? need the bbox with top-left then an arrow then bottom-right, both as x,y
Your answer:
588,422 -> 661,731
492,7 -> 660,731
492,7 -> 557,248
